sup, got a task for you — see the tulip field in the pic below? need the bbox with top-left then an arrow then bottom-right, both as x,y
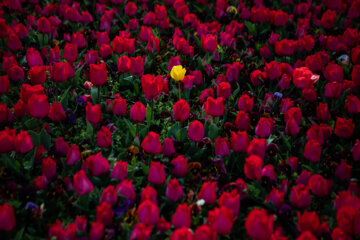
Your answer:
1,0 -> 360,239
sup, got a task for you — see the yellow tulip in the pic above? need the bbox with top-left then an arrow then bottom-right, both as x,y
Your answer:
170,65 -> 186,82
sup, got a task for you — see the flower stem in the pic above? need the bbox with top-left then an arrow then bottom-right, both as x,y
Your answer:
178,82 -> 181,100
98,86 -> 101,103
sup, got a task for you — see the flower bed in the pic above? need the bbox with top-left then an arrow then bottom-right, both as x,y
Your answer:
0,0 -> 360,239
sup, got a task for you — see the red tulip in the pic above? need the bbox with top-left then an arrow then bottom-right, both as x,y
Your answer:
96,202 -> 113,226
187,120 -> 204,142
8,65 -> 24,82
265,188 -> 284,208
0,203 -> 16,231
195,225 -> 217,240
130,102 -> 146,123
129,56 -> 144,76
148,161 -> 166,185
130,223 -> 153,240
86,152 -> 110,176
244,155 -> 263,181
201,34 -> 217,52
321,9 -> 337,29
255,117 -> 275,138
51,62 -> 70,83
0,127 -> 15,153
138,200 -> 159,225
125,1 -> 137,16
0,76 -> 9,94
235,111 -> 251,131
265,60 -> 281,81
308,174 -> 328,197
26,48 -> 43,67
36,17 -> 51,34
172,203 -> 191,228
55,137 -> 70,157
89,62 -> 107,86
140,186 -> 158,204
207,206 -> 234,235
166,178 -> 184,202
316,103 -> 330,122
290,184 -> 311,208
63,43 -> 78,63
141,74 -> 162,100
7,33 -> 22,51
15,130 -> 33,154
163,137 -> 176,157
73,170 -> 94,195
238,94 -> 253,112
334,117 -> 355,139
218,190 -> 240,216
205,97 -> 225,117
324,62 -> 343,83
293,67 -> 317,89
66,144 -> 81,165
171,155 -> 188,177
216,82 -> 231,99
335,159 -> 352,182
245,209 -> 274,240
336,206 -> 360,236
42,157 -> 56,179
96,126 -> 112,148
34,175 -> 48,191
197,181 -> 217,205
141,131 -> 162,155
173,99 -> 190,122
111,161 -> 127,181
170,227 -> 194,240
29,66 -> 47,85
99,44 -> 113,58
89,222 -> 104,240
352,65 -> 360,85
304,139 -> 321,163
345,95 -> 360,114
113,97 -> 127,115
86,103 -> 102,126
352,139 -> 360,162
116,180 -> 136,201
247,138 -> 266,159
85,50 -> 99,64
48,102 -> 66,122
231,131 -> 249,153
27,94 -> 49,119
117,55 -> 130,73
285,116 -> 300,136
215,136 -> 230,157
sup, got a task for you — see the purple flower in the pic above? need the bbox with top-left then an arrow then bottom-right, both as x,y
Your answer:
113,199 -> 131,216
25,202 -> 39,210
274,92 -> 283,99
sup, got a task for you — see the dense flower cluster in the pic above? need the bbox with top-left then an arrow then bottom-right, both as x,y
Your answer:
0,0 -> 360,239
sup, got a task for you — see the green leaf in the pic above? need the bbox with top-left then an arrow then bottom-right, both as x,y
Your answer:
60,87 -> 71,109
124,119 -> 136,138
28,130 -> 40,146
14,226 -> 25,240
86,121 -> 93,138
39,129 -> 51,149
175,128 -> 187,142
90,87 -> 99,104
146,104 -> 152,127
208,124 -> 219,140
140,162 -> 149,175
245,21 -> 257,35
24,118 -> 38,130
168,122 -> 180,138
